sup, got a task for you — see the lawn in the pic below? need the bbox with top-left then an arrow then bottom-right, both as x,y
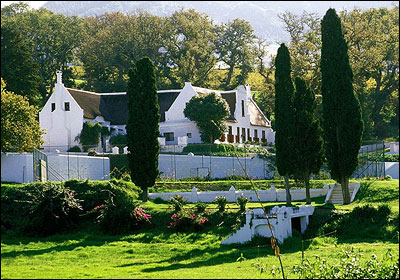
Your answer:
1,179 -> 399,278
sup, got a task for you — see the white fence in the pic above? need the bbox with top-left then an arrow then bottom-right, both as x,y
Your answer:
1,152 -> 110,183
148,185 -> 330,203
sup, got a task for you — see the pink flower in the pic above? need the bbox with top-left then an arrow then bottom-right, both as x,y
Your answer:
70,191 -> 75,196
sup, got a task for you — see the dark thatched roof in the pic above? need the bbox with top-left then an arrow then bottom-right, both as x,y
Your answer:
66,88 -> 179,125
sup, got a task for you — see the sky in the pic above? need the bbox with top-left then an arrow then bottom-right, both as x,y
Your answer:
1,1 -> 47,8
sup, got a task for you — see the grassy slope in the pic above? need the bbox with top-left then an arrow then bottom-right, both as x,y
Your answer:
1,179 -> 399,278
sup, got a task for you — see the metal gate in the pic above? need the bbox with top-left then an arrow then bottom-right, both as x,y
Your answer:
33,148 -> 48,182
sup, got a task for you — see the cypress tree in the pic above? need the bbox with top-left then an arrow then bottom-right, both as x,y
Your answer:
293,77 -> 324,204
320,9 -> 363,204
126,57 -> 160,201
274,43 -> 295,206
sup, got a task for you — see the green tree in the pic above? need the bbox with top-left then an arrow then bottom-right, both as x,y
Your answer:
1,78 -> 44,152
164,9 -> 216,88
280,6 -> 399,140
126,57 -> 160,201
183,93 -> 230,143
293,78 -> 324,204
1,6 -> 83,103
1,21 -> 41,105
321,8 -> 363,204
80,11 -> 167,92
274,43 -> 295,206
215,19 -> 257,89
77,122 -> 102,152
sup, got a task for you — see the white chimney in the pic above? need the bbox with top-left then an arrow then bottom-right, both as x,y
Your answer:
56,70 -> 63,84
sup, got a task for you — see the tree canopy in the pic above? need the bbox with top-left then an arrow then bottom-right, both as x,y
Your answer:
1,78 -> 44,152
183,93 -> 230,143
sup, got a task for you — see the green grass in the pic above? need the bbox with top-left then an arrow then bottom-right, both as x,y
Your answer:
1,179 -> 398,278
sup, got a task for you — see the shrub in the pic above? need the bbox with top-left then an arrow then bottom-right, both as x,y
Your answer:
167,210 -> 208,232
215,196 -> 228,213
195,202 -> 207,213
109,134 -> 127,146
170,194 -> 186,213
291,248 -> 399,279
90,194 -> 151,234
20,182 -> 82,236
64,179 -> 141,213
236,194 -> 248,212
67,145 -> 81,152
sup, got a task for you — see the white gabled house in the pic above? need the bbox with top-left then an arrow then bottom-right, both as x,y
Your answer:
39,71 -> 275,152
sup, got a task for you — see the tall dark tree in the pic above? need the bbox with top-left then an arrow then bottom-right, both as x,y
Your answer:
320,8 -> 363,204
293,77 -> 324,204
274,43 -> 295,206
126,57 -> 160,201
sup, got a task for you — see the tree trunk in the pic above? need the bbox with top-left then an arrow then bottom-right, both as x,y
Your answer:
304,172 -> 311,205
225,66 -> 234,88
340,176 -> 351,205
284,175 -> 292,206
140,186 -> 149,202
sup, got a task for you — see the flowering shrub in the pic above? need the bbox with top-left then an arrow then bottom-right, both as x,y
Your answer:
91,194 -> 151,234
167,210 -> 208,232
237,194 -> 248,212
170,194 -> 186,213
215,196 -> 228,213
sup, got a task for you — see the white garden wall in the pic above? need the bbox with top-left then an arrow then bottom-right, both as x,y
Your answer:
1,152 -> 110,183
148,185 -> 330,203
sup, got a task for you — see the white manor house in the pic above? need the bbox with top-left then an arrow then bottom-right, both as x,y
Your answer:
39,71 -> 275,152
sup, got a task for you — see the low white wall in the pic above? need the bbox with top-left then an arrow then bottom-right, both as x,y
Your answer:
1,152 -> 110,183
149,185 -> 330,203
159,154 -> 273,180
1,153 -> 34,183
385,162 -> 399,179
47,153 -> 110,181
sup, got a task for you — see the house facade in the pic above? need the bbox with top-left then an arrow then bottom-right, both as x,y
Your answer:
39,71 -> 275,152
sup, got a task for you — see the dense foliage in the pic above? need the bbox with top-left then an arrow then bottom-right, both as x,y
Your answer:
292,78 -> 323,204
183,93 -> 230,143
1,179 -> 141,236
77,122 -> 102,151
1,78 -> 44,152
126,57 -> 160,201
320,8 -> 363,204
274,43 -> 295,205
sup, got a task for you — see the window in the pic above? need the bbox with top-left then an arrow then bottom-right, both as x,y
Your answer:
228,126 -> 232,134
262,130 -> 266,139
237,127 -> 240,137
51,103 -> 56,112
247,128 -> 250,140
64,102 -> 70,111
164,132 -> 174,142
254,129 -> 258,138
187,133 -> 192,138
241,100 -> 245,117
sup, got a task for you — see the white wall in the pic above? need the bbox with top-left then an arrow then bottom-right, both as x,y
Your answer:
1,153 -> 34,183
148,185 -> 330,203
1,152 -> 110,183
385,162 -> 399,179
159,120 -> 202,144
39,81 -> 83,152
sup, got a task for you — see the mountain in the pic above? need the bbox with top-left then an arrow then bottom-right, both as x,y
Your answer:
43,1 -> 395,44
